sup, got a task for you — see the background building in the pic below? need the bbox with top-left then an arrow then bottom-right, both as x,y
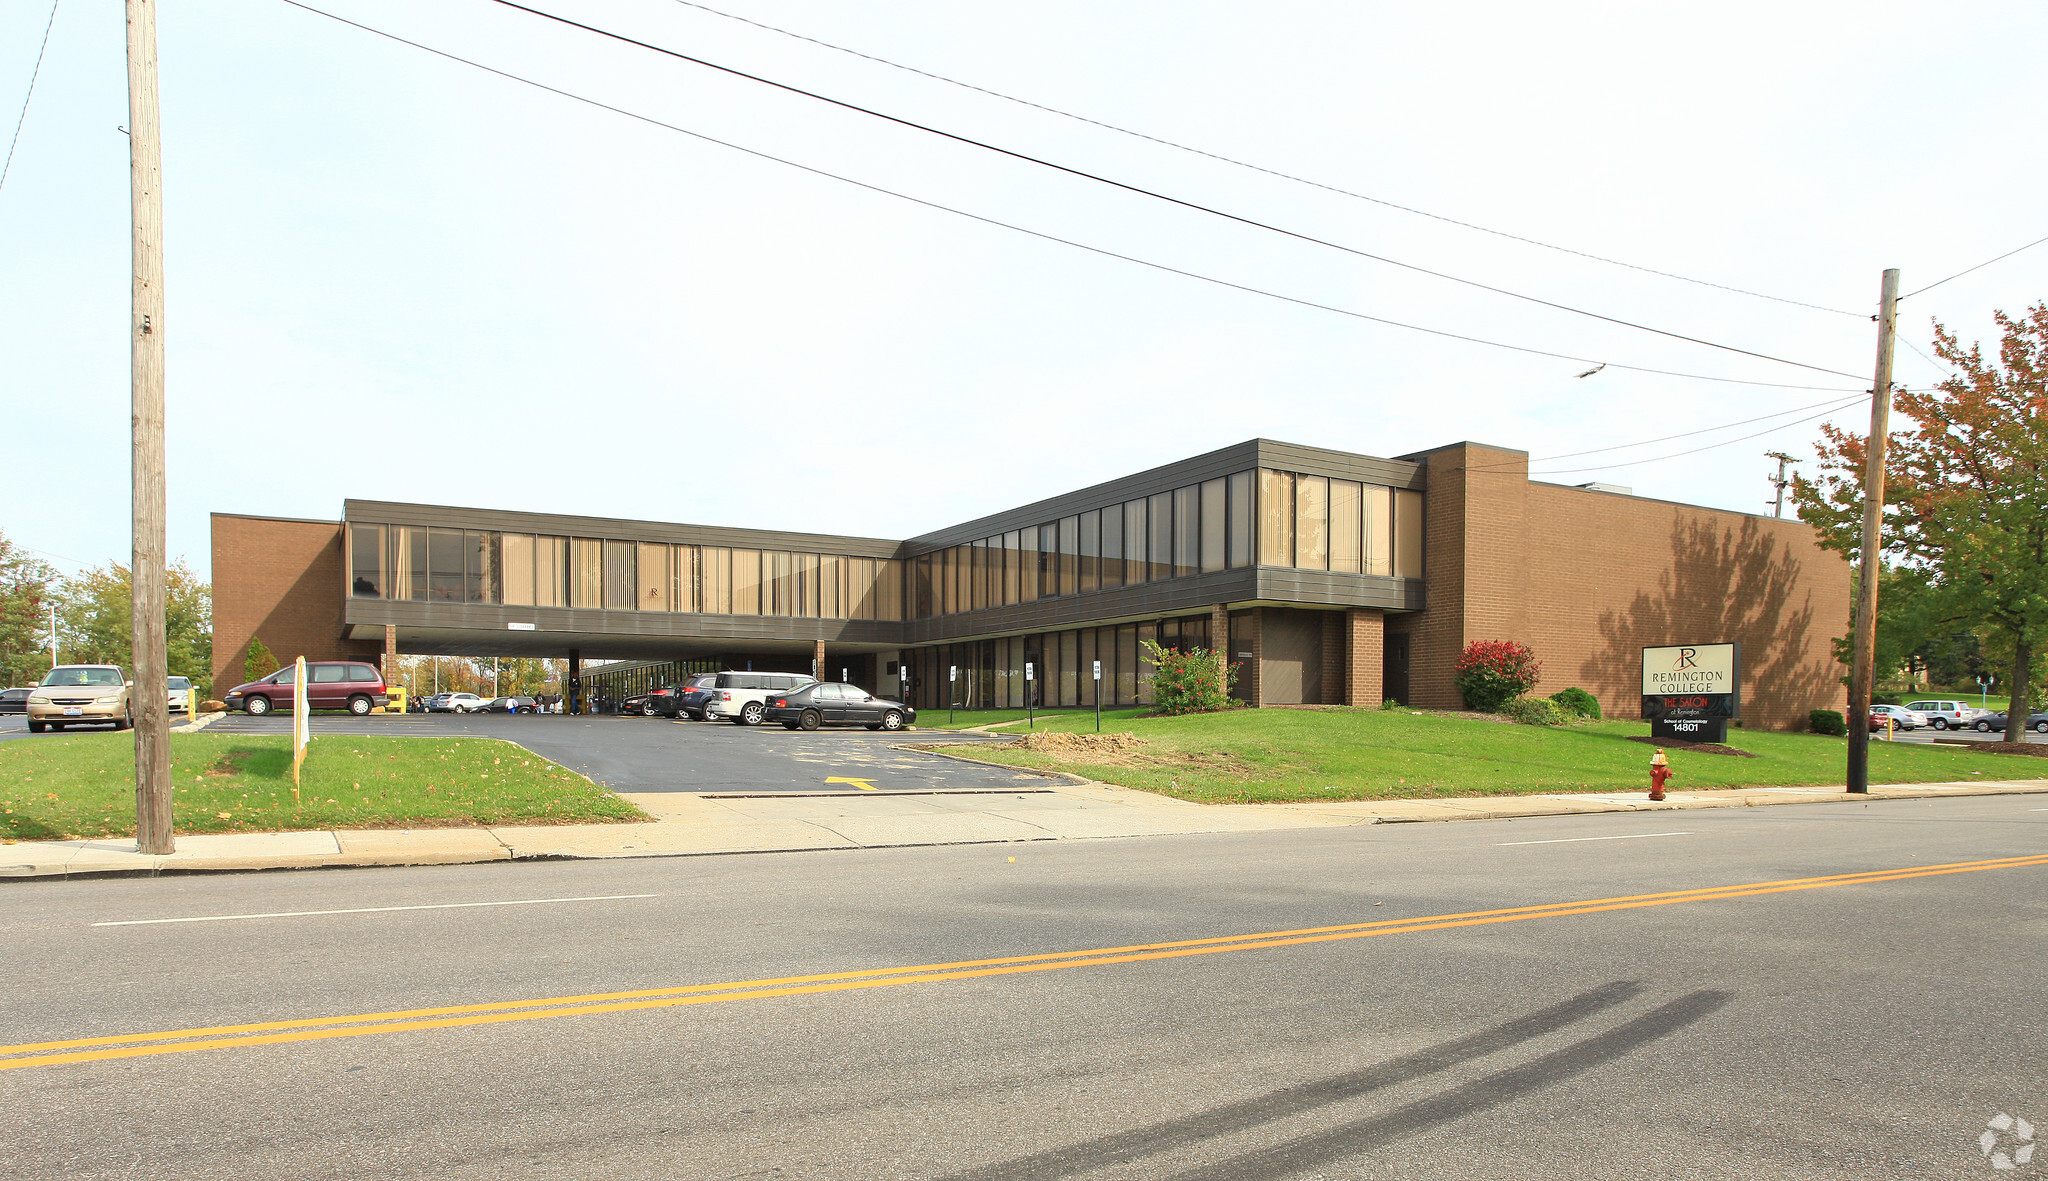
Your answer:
212,439 -> 1849,727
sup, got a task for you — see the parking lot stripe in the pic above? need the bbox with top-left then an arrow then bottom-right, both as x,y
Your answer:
90,894 -> 661,928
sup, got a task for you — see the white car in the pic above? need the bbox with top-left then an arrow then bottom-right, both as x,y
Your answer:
168,675 -> 193,715
1902,699 -> 1987,730
434,692 -> 489,713
702,671 -> 818,726
1870,703 -> 1929,731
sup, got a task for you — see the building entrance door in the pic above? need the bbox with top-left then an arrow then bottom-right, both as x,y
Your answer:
1383,633 -> 1411,705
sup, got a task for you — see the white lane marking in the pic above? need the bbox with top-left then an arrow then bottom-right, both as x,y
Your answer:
93,894 -> 660,927
1496,832 -> 1693,847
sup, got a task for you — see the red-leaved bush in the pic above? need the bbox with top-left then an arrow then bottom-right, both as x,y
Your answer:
1454,640 -> 1541,712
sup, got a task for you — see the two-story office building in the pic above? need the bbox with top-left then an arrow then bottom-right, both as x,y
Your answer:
211,438 -> 1851,728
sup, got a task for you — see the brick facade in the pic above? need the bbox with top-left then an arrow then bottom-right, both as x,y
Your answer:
210,514 -> 380,697
1344,608 -> 1384,706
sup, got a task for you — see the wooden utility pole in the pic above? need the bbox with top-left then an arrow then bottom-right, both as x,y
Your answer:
1845,268 -> 1900,796
1765,451 -> 1798,519
129,0 -> 173,853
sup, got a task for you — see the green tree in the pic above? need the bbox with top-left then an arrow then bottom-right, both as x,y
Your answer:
0,532 -> 61,687
244,635 -> 279,683
54,560 -> 215,695
1796,303 -> 2048,741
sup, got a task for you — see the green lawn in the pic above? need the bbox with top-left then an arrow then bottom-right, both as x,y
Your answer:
953,708 -> 2048,803
0,732 -> 647,841
916,707 -> 1153,731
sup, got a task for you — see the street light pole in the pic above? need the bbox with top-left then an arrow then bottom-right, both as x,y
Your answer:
128,0 -> 173,854
1845,268 -> 1900,796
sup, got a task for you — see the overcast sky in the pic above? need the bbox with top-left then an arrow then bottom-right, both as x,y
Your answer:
4,0 -> 2044,581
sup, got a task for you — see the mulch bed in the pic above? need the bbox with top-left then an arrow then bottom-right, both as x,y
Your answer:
1625,735 -> 1758,758
1955,740 -> 2048,758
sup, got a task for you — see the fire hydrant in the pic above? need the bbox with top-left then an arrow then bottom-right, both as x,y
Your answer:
1649,749 -> 1674,801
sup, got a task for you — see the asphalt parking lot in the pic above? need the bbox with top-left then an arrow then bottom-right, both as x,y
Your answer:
194,711 -> 1045,794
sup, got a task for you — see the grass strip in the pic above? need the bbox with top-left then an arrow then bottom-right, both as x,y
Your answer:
0,732 -> 646,841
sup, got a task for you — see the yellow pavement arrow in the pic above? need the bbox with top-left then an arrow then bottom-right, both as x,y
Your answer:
825,777 -> 879,791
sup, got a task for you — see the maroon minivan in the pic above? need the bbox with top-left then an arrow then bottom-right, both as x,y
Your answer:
221,662 -> 390,716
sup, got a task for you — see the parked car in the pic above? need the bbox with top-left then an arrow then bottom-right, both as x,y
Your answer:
1972,711 -> 2048,735
1902,699 -> 1988,730
1868,703 -> 1928,731
619,692 -> 654,716
704,671 -> 817,726
167,675 -> 193,715
0,687 -> 31,715
26,665 -> 132,733
428,692 -> 489,714
664,674 -> 719,719
627,685 -> 691,717
221,661 -> 390,716
763,682 -> 916,732
479,696 -> 539,714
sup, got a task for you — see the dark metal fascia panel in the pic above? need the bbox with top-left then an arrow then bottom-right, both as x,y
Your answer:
1253,441 -> 1426,490
343,500 -> 904,559
901,441 -> 1263,552
344,598 -> 907,645
1251,568 -> 1424,610
902,569 -> 1262,643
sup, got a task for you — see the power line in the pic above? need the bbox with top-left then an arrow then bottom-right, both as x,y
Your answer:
1900,232 -> 2048,299
270,0 -> 1867,395
479,0 -> 1868,383
668,0 -> 1864,320
1525,396 -> 1866,476
1899,336 -> 1954,379
0,0 -> 62,198
1530,394 -> 1868,462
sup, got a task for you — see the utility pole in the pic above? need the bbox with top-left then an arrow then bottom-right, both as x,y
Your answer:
49,603 -> 57,667
1765,451 -> 1798,519
1846,268 -> 1900,796
128,0 -> 173,854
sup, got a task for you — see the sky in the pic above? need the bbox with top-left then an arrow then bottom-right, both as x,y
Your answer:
4,0 -> 2045,582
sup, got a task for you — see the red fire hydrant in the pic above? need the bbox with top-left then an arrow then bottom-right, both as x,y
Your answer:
1649,749 -> 1674,801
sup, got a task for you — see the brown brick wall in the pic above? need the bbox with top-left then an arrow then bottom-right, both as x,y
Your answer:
211,515 -> 380,696
1344,608 -> 1384,706
1399,444 -> 1850,730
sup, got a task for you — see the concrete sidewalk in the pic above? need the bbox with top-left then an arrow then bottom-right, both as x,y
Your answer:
5,773 -> 2046,879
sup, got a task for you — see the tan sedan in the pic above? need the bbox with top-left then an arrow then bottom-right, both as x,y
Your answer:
26,665 -> 132,733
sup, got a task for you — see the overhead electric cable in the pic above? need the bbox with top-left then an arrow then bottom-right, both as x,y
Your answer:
668,0 -> 1863,319
478,0 -> 1867,382
1899,336 -> 1954,379
1529,394 -> 1872,463
0,0 -> 62,198
271,0 -> 1864,394
1900,233 -> 2048,299
1525,397 -> 1865,476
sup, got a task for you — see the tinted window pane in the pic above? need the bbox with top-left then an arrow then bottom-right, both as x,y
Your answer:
1200,479 -> 1226,573
1039,524 -> 1059,598
311,664 -> 346,683
1017,530 -> 1038,602
1098,506 -> 1123,590
1330,480 -> 1363,573
1174,485 -> 1200,577
604,540 -> 636,610
1296,475 -> 1329,570
1259,470 -> 1293,566
1228,471 -> 1254,568
428,529 -> 466,602
1059,515 -> 1080,596
1124,500 -> 1147,584
1394,489 -> 1424,578
535,536 -> 566,607
730,549 -> 761,615
638,543 -> 669,612
1078,510 -> 1100,593
502,533 -> 535,606
350,524 -> 382,598
1364,486 -> 1392,576
573,538 -> 603,608
1149,493 -> 1173,581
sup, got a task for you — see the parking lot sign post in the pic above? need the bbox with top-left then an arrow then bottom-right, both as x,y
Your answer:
1978,675 -> 1991,710
1025,662 -> 1034,729
1093,660 -> 1102,731
949,664 -> 957,725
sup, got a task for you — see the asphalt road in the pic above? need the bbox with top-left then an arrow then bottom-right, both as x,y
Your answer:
196,711 -> 1034,793
4,795 -> 2044,1179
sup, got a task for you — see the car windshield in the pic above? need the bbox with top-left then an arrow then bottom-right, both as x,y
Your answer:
168,677 -> 191,689
40,667 -> 123,687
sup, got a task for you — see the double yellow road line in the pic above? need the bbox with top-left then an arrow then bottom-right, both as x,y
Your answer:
6,852 -> 2044,1073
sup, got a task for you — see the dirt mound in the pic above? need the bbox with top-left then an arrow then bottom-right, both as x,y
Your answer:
1960,740 -> 2048,758
1625,735 -> 1757,758
1010,731 -> 1148,755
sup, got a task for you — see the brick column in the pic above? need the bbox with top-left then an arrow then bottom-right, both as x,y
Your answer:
813,639 -> 826,682
382,624 -> 397,684
1344,608 -> 1384,706
1210,604 -> 1230,695
1244,609 -> 1265,707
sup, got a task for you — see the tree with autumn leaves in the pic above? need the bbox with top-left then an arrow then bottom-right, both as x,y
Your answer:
1795,303 -> 2048,743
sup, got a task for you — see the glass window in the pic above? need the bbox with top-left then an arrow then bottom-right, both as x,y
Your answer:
1174,485 -> 1200,577
1059,515 -> 1080,596
1228,471 -> 1254,568
972,539 -> 989,612
1116,625 -> 1138,705
1059,630 -> 1079,707
798,552 -> 820,617
1039,523 -> 1059,599
700,547 -> 730,614
502,533 -> 535,606
1330,480 -> 1363,573
914,553 -> 933,619
819,554 -> 841,618
1003,531 -> 1021,605
428,528 -> 466,602
636,543 -> 668,612
1124,500 -> 1147,585
311,663 -> 347,683
1018,529 -> 1039,603
770,550 -> 795,616
572,538 -> 603,608
1200,479 -> 1226,573
1394,489 -> 1424,578
1079,628 -> 1097,706
602,540 -> 635,610
730,548 -> 761,615
1148,493 -> 1173,581
350,524 -> 382,598
672,545 -> 698,613
1296,475 -> 1329,570
1135,622 -> 1157,705
536,536 -> 566,607
1364,486 -> 1392,576
1260,470 -> 1294,566
1078,510 -> 1100,593
877,558 -> 903,621
1098,506 -> 1123,590
473,532 -> 497,604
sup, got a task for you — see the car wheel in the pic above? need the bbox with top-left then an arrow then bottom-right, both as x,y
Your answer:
1976,720 -> 1993,732
27,719 -> 44,733
740,701 -> 765,726
798,709 -> 822,731
115,709 -> 132,731
880,710 -> 905,731
245,695 -> 271,716
2035,720 -> 2047,735
1932,718 -> 1948,729
643,702 -> 659,717
348,695 -> 373,716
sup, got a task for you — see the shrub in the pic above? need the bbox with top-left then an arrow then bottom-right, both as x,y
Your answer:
1141,641 -> 1238,715
1501,695 -> 1569,726
1809,709 -> 1846,736
1379,697 -> 1400,711
1549,686 -> 1602,720
244,635 -> 278,683
1454,640 -> 1541,712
